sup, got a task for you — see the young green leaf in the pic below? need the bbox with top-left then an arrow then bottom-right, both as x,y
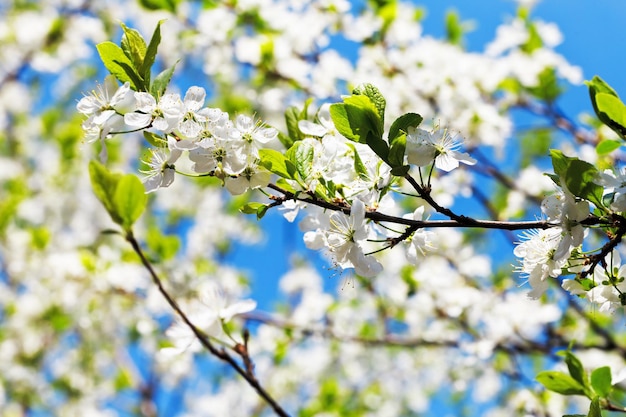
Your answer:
141,21 -> 165,85
150,61 -> 178,98
346,143 -> 369,180
565,159 -> 604,208
286,140 -> 314,182
329,95 -> 384,144
563,351 -> 589,391
366,133 -> 390,165
590,366 -> 612,398
550,150 -> 604,208
596,139 -> 622,155
587,397 -> 602,417
587,76 -> 626,139
536,371 -> 586,396
113,174 -> 147,231
114,367 -> 134,391
595,93 -> 626,138
96,42 -> 143,90
139,0 -> 178,12
258,149 -> 297,180
240,202 -> 269,219
329,103 -> 359,142
352,83 -> 386,126
445,9 -> 464,46
550,149 -> 569,180
143,131 -> 168,148
284,106 -> 304,144
89,160 -> 123,225
388,113 -> 423,142
120,23 -> 147,74
388,133 -> 406,169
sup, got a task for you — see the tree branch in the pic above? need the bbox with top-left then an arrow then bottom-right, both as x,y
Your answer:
125,231 -> 291,417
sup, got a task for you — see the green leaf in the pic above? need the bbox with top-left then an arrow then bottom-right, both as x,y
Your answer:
587,397 -> 602,417
284,106 -> 303,144
550,150 -> 603,208
329,95 -> 383,144
347,143 -> 369,180
587,76 -> 626,139
596,139 -> 622,155
329,103 -> 359,142
276,178 -> 296,194
527,67 -> 562,102
550,149 -> 569,179
445,9 -> 464,46
114,367 -> 134,391
536,371 -> 586,396
240,202 -> 265,214
96,42 -> 143,90
120,23 -> 147,75
521,22 -> 542,54
256,204 -> 269,220
595,93 -> 626,138
150,61 -> 178,98
388,113 -> 423,142
286,140 -> 314,182
283,98 -> 312,146
113,174 -> 147,231
366,133 -> 390,165
388,133 -> 406,168
590,366 -> 612,398
89,160 -> 123,225
138,0 -> 178,12
352,83 -> 386,126
258,149 -> 297,180
141,21 -> 165,86
240,202 -> 269,219
565,159 -> 604,208
586,75 -> 619,97
390,165 -> 410,176
563,351 -> 589,390
143,131 -> 167,148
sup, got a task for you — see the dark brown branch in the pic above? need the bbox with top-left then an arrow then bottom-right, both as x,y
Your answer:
266,182 -> 558,231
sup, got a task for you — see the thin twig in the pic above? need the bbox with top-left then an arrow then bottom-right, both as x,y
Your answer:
125,231 -> 291,417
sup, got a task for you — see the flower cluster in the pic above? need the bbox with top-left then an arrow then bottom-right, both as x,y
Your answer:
77,76 -> 277,194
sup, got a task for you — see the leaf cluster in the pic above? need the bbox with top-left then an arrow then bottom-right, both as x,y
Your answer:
96,21 -> 176,97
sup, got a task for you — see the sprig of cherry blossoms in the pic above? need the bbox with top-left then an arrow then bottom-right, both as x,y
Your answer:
77,22 -> 626,316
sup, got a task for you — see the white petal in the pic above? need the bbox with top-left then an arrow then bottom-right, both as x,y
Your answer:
298,120 -> 327,137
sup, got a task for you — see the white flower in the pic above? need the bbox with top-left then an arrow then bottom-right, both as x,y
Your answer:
514,228 -> 566,298
586,251 -> 626,313
160,311 -> 220,356
177,86 -> 207,139
232,114 -> 278,158
189,122 -> 247,176
406,126 -> 476,172
161,287 -> 257,356
200,286 -> 257,323
599,168 -> 626,212
224,163 -> 271,195
541,190 -> 589,261
405,206 -> 435,264
325,199 -> 382,277
125,92 -> 184,133
140,148 -> 182,193
77,75 -> 135,155
77,75 -> 135,127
